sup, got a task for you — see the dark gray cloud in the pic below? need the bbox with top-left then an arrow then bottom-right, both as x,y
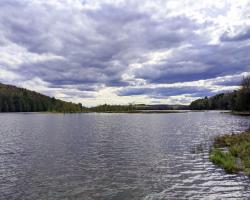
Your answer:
134,42 -> 250,84
0,0 -> 249,104
0,1 -> 201,90
220,28 -> 250,42
117,86 -> 215,98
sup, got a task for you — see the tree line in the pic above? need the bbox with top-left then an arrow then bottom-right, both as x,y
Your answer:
89,104 -> 136,112
0,83 -> 85,112
190,76 -> 250,111
0,83 -> 136,113
0,75 -> 249,113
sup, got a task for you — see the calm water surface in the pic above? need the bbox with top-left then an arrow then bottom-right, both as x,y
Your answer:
0,111 -> 250,200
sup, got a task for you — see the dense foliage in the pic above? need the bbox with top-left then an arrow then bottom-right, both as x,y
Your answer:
89,104 -> 136,112
135,104 -> 188,110
236,76 -> 250,111
190,76 -> 250,111
1,75 -> 249,113
0,83 -> 84,112
189,93 -> 235,110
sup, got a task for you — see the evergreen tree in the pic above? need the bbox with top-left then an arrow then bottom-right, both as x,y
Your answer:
0,83 -> 86,113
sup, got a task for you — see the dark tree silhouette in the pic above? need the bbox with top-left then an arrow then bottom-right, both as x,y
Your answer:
190,75 -> 250,111
0,83 -> 86,112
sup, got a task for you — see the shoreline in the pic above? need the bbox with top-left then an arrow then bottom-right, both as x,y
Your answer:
210,131 -> 250,176
0,110 -> 189,114
231,111 -> 250,116
0,110 -> 249,115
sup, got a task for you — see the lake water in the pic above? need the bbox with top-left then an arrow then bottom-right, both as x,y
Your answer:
0,111 -> 250,200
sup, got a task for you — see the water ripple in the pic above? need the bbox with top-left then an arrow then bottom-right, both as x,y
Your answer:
0,112 -> 250,199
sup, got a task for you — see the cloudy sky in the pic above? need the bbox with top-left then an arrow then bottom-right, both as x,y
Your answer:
0,0 -> 249,106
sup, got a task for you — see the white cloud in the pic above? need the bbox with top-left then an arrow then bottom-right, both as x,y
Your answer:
0,43 -> 64,68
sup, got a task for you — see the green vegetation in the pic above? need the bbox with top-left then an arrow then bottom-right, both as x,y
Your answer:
190,93 -> 234,110
88,104 -> 188,113
0,83 -> 186,113
190,75 -> 250,111
0,84 -> 138,113
210,149 -> 239,173
89,104 -> 136,113
210,131 -> 250,176
0,83 -> 86,113
135,104 -> 188,110
0,75 -> 249,113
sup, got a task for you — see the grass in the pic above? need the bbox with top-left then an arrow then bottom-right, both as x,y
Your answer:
210,149 -> 240,173
210,131 -> 250,176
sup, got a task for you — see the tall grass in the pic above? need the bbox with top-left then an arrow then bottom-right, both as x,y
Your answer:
210,149 -> 240,173
210,131 -> 250,176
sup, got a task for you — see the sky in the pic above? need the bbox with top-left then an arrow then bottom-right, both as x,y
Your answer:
0,0 -> 249,106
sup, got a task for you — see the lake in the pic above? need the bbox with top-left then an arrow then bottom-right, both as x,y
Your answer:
0,111 -> 250,199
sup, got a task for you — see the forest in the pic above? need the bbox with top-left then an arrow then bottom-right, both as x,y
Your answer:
89,104 -> 136,112
0,83 -> 85,112
0,75 -> 249,113
190,76 -> 250,111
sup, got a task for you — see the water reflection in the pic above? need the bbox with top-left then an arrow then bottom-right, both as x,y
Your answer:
0,112 -> 250,199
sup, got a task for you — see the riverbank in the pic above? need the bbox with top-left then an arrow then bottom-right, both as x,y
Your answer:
232,111 -> 250,116
0,110 -> 189,114
210,131 -> 250,176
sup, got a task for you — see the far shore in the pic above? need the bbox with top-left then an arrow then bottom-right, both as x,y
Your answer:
1,110 -> 249,114
231,111 -> 250,116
